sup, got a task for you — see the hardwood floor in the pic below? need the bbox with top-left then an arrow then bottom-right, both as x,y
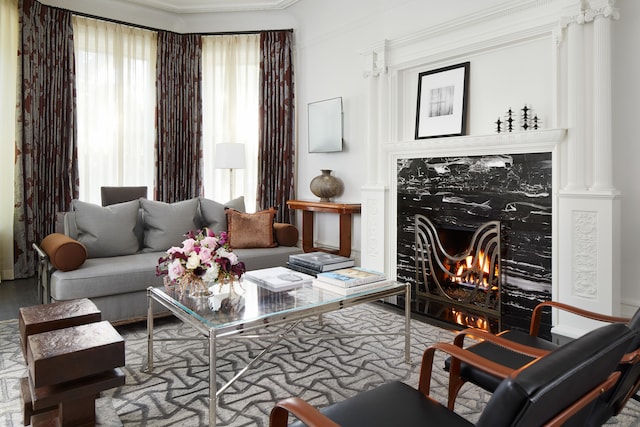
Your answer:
0,276 -> 39,320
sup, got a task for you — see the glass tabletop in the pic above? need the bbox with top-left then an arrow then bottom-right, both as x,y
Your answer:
150,279 -> 405,333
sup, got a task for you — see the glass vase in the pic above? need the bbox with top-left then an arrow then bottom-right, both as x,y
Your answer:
163,276 -> 180,297
188,277 -> 212,298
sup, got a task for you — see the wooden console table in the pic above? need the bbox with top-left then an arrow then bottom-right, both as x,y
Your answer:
287,200 -> 361,257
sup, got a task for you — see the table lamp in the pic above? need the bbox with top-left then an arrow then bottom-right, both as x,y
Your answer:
214,143 -> 246,200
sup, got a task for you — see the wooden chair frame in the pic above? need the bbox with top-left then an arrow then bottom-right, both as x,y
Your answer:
447,301 -> 640,412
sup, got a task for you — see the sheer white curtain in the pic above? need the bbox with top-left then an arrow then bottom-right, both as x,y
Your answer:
202,34 -> 259,212
73,16 -> 156,204
0,0 -> 18,280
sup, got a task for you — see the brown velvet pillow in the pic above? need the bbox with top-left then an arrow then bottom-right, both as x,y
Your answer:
226,208 -> 278,249
40,233 -> 87,271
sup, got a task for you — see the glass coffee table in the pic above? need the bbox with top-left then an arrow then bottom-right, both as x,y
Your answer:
145,278 -> 410,427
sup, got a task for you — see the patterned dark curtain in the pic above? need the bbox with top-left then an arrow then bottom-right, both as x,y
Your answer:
155,31 -> 203,203
14,0 -> 78,278
258,30 -> 295,224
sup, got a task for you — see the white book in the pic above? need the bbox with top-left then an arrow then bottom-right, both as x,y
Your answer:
312,279 -> 392,296
315,267 -> 386,288
244,267 -> 314,291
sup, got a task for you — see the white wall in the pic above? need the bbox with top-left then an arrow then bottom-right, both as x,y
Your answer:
612,0 -> 640,316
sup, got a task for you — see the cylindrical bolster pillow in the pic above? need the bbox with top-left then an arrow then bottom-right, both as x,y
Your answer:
273,223 -> 299,247
40,233 -> 87,272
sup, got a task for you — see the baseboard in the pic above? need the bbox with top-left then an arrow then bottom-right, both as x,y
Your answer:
621,300 -> 640,318
0,268 -> 15,281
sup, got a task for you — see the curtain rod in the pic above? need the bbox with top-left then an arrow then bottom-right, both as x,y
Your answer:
42,2 -> 293,36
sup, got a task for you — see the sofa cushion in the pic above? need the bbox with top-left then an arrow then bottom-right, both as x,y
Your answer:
72,199 -> 140,258
140,198 -> 199,251
198,196 -> 246,233
227,208 -> 278,249
40,233 -> 87,271
50,252 -> 165,300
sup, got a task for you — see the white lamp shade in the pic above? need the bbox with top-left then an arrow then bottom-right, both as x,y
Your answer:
214,143 -> 246,169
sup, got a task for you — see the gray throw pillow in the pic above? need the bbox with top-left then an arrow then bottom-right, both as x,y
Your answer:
140,198 -> 199,251
72,199 -> 140,258
199,196 -> 246,233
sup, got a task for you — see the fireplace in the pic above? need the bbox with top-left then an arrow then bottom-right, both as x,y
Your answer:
394,152 -> 553,337
414,215 -> 501,332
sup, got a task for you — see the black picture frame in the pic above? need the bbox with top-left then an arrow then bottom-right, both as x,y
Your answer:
415,62 -> 470,139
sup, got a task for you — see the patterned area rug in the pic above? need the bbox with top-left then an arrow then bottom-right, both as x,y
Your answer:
1,303 -> 639,426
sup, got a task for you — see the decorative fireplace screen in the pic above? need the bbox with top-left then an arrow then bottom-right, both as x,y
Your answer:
414,214 -> 501,330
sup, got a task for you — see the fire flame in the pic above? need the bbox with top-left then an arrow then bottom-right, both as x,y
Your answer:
451,307 -> 489,330
453,251 -> 496,289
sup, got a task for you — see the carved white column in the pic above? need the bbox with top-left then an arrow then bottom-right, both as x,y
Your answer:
565,13 -> 587,191
555,1 -> 622,340
361,42 -> 389,272
591,3 -> 618,191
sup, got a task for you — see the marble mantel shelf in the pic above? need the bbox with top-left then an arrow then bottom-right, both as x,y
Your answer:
383,128 -> 566,158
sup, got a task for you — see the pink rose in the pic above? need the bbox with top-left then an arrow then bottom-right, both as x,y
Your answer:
182,238 -> 197,253
199,247 -> 213,263
201,235 -> 218,249
168,259 -> 185,280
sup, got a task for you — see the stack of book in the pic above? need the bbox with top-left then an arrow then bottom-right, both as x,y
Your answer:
312,266 -> 387,295
244,266 -> 314,292
287,251 -> 355,276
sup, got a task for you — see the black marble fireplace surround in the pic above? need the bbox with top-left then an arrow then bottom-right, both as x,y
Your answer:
396,152 -> 553,338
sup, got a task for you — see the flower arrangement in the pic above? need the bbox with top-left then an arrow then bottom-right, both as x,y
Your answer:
156,228 -> 246,292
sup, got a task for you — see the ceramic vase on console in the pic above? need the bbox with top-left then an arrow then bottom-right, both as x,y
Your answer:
310,169 -> 344,202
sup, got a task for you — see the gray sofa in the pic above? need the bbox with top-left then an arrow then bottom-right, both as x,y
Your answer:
35,196 -> 302,324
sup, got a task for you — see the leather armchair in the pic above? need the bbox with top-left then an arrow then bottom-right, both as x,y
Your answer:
445,301 -> 640,426
270,322 -> 635,427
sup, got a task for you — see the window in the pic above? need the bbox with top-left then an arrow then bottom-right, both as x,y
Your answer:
202,34 -> 259,212
73,16 -> 156,204
74,19 -> 260,208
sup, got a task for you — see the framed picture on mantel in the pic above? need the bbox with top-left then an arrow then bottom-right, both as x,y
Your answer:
415,62 -> 470,139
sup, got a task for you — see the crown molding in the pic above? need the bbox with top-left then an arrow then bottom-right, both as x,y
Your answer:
124,0 -> 300,14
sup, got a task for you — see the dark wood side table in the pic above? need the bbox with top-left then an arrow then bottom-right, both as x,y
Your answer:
287,200 -> 361,257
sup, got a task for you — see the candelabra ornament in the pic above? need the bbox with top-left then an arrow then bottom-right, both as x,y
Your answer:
496,105 -> 541,132
532,114 -> 541,130
505,108 -> 515,132
521,105 -> 530,131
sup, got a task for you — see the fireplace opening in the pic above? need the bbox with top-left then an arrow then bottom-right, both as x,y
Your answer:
414,214 -> 501,332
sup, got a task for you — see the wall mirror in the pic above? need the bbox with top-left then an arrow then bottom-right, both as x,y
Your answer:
308,97 -> 343,153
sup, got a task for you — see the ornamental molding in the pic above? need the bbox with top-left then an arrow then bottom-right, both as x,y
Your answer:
362,1 -> 573,73
123,0 -> 299,13
572,210 -> 598,298
362,40 -> 388,78
563,0 -> 619,26
384,129 -> 566,160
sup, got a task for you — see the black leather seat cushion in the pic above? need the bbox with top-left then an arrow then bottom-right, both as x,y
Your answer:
290,381 -> 472,427
444,329 -> 560,392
